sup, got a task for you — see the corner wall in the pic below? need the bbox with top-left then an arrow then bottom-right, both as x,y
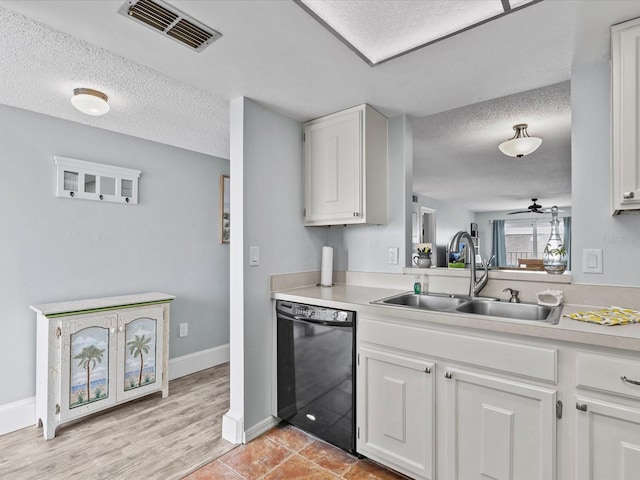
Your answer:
342,114 -> 413,272
224,97 -> 329,441
0,104 -> 230,431
571,60 -> 640,286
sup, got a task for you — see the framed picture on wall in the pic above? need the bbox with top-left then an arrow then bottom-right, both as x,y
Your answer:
220,175 -> 230,244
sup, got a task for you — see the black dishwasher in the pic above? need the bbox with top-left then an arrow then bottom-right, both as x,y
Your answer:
276,300 -> 355,453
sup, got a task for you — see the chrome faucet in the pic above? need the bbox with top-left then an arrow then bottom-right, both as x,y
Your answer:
448,230 -> 493,297
503,287 -> 521,303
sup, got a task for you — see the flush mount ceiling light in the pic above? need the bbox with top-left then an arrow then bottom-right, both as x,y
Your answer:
296,0 -> 542,66
498,123 -> 542,158
71,88 -> 110,116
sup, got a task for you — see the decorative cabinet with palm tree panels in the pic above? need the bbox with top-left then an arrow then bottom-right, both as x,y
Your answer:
32,292 -> 175,439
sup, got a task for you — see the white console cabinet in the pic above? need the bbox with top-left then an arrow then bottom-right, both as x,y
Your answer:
32,292 -> 175,439
303,104 -> 388,226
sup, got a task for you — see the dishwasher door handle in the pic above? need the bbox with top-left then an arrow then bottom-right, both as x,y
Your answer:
277,313 -> 353,328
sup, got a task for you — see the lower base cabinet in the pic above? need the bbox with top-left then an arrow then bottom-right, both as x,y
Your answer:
356,346 -> 435,480
575,395 -> 640,480
444,368 -> 557,480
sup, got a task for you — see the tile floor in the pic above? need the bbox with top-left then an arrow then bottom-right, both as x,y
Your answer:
184,423 -> 409,480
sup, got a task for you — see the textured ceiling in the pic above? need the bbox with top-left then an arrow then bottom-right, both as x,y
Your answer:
413,82 -> 571,213
298,0 -> 536,64
1,1 -> 640,210
0,7 -> 229,159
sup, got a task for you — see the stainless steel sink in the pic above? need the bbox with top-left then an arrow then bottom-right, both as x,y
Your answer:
372,292 -> 561,324
456,299 -> 561,324
373,292 -> 468,311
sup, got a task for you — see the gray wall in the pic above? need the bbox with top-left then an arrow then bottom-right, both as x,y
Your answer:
571,60 -> 640,286
341,115 -> 413,272
231,98 -> 329,431
0,104 -> 229,406
414,194 -> 475,266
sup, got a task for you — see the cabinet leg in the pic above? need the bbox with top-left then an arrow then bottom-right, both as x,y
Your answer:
42,420 -> 56,440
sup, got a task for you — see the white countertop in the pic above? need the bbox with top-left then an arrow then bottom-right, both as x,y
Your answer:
273,284 -> 640,351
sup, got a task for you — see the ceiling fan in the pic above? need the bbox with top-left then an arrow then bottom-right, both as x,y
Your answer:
508,198 -> 545,215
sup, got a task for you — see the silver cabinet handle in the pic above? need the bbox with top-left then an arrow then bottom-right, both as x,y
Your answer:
623,192 -> 635,200
576,402 -> 588,412
353,212 -> 359,217
444,371 -> 452,379
425,367 -> 431,374
621,375 -> 640,386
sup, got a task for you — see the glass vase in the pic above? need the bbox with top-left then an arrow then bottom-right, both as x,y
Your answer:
543,206 -> 567,274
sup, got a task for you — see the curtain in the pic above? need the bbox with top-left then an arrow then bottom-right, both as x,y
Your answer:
564,216 -> 572,271
491,220 -> 506,267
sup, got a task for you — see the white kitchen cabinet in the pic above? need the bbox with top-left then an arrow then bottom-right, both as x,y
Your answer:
357,346 -> 435,480
356,314 -> 558,480
303,104 -> 388,226
32,292 -> 174,439
444,367 -> 557,480
575,396 -> 640,480
612,18 -> 640,214
574,350 -> 640,479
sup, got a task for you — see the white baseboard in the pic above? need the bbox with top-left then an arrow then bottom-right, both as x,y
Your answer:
222,409 -> 244,444
168,343 -> 230,380
244,415 -> 279,443
0,397 -> 35,436
0,344 -> 230,438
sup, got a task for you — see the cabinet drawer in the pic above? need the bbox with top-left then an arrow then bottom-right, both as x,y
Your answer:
359,317 -> 557,383
576,352 -> 640,399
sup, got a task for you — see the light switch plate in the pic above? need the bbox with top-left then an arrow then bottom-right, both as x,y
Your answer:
583,248 -> 603,273
249,246 -> 260,266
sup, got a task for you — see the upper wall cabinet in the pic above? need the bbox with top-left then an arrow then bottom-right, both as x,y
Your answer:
612,18 -> 640,214
54,156 -> 141,205
303,104 -> 388,226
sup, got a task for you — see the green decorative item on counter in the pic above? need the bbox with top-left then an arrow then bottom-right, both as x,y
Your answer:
448,242 -> 467,268
414,276 -> 422,294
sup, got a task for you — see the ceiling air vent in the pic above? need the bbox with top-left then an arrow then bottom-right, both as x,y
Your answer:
118,0 -> 221,52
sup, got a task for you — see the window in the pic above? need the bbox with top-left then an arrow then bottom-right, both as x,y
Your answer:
504,218 -> 566,267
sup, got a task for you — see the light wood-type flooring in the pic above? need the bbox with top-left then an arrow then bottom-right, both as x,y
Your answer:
0,363 -> 234,480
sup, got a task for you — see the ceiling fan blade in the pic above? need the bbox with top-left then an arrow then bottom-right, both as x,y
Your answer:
508,210 -> 530,214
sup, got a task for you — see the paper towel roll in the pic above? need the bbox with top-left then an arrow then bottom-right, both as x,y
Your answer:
321,246 -> 333,287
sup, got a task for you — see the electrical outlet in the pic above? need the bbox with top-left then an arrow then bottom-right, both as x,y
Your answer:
388,247 -> 399,265
179,323 -> 188,337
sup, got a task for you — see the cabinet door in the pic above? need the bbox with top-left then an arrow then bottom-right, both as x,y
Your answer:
357,346 -> 434,480
612,20 -> 640,212
60,312 -> 118,422
445,368 -> 556,480
304,108 -> 363,225
575,395 -> 640,480
117,306 -> 165,401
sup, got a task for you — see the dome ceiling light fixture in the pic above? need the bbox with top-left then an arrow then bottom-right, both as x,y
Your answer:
71,88 -> 110,116
498,123 -> 542,158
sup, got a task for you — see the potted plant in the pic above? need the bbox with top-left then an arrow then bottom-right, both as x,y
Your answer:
414,246 -> 432,268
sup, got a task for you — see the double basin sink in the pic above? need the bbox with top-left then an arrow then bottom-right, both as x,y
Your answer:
373,292 -> 561,325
